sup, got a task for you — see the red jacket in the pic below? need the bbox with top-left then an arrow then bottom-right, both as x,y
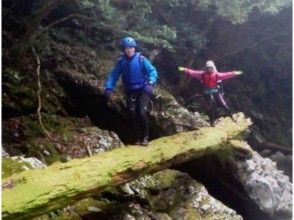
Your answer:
184,68 -> 236,89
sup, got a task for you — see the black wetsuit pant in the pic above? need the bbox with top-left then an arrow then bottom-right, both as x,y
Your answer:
203,91 -> 232,124
126,89 -> 152,141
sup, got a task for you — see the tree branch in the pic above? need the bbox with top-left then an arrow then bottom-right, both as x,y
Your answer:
32,47 -> 53,140
31,13 -> 94,40
32,47 -> 66,146
260,142 -> 292,154
214,33 -> 288,61
16,0 -> 70,57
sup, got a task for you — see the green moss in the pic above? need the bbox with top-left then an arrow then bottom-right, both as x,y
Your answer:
72,197 -> 112,216
26,142 -> 61,165
2,113 -> 251,219
34,197 -> 113,220
3,68 -> 23,85
146,170 -> 190,213
152,170 -> 177,190
2,158 -> 33,179
19,114 -> 79,164
42,114 -> 74,134
20,114 -> 75,140
3,83 -> 36,111
181,207 -> 202,220
21,115 -> 45,139
3,66 -> 68,116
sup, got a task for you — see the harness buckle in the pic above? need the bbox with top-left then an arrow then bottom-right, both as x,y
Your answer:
131,93 -> 137,102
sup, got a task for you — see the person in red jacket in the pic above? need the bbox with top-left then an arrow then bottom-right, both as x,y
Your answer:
179,60 -> 243,125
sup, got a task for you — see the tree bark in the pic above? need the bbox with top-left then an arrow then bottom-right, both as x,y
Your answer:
15,0 -> 70,57
2,113 -> 252,220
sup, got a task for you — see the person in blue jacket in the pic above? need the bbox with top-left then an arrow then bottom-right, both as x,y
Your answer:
104,37 -> 158,146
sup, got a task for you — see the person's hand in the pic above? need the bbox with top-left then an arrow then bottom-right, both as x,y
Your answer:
234,71 -> 243,75
178,66 -> 185,72
143,84 -> 154,94
104,89 -> 113,98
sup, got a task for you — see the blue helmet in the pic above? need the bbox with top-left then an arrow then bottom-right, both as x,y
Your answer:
120,37 -> 137,49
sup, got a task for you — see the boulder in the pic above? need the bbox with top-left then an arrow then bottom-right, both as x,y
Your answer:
117,169 -> 243,220
151,88 -> 208,135
2,156 -> 46,179
234,151 -> 292,219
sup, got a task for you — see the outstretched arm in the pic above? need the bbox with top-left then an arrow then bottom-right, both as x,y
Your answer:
179,67 -> 204,80
217,71 -> 241,80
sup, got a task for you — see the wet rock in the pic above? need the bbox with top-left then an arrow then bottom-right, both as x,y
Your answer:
259,149 -> 273,157
55,127 -> 124,159
269,151 -> 292,179
234,151 -> 292,219
2,148 -> 9,158
2,114 -> 121,164
119,169 -> 243,220
260,151 -> 293,181
13,156 -> 47,169
151,88 -> 209,135
123,214 -> 136,220
55,69 -> 208,140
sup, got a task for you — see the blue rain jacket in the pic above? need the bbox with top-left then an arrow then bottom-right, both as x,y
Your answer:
105,52 -> 158,91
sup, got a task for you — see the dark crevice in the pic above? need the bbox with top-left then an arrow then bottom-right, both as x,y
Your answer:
55,76 -> 141,144
80,191 -> 150,220
2,107 -> 35,119
100,191 -> 149,206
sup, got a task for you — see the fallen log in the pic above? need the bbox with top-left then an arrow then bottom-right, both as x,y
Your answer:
2,113 -> 252,219
260,141 -> 292,154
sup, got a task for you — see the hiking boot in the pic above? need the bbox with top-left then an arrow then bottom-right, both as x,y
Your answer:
135,140 -> 141,145
210,121 -> 215,127
140,138 -> 149,146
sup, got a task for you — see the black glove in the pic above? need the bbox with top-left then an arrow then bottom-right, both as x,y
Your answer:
104,89 -> 113,98
143,83 -> 154,94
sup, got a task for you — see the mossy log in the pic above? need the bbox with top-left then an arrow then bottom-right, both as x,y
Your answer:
2,113 -> 252,219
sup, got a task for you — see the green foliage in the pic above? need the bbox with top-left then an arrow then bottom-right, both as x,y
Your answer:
211,0 -> 292,24
7,0 -> 290,53
76,0 -> 178,50
98,0 -> 116,20
161,25 -> 177,40
177,27 -> 207,49
123,23 -> 177,50
79,0 -> 96,8
3,68 -> 23,85
3,0 -> 292,54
